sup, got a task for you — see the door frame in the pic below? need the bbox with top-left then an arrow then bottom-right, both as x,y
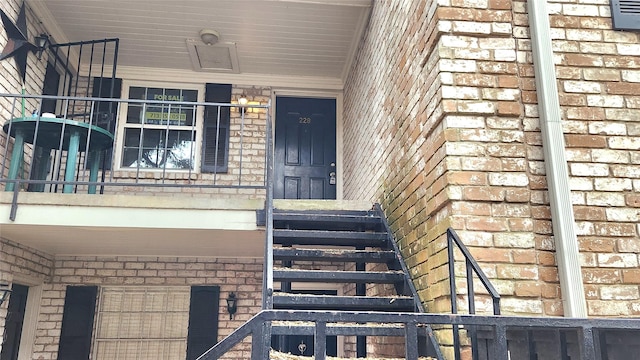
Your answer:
8,274 -> 43,360
271,90 -> 343,200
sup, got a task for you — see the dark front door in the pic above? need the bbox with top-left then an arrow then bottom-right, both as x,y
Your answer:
275,97 -> 336,199
0,284 -> 29,360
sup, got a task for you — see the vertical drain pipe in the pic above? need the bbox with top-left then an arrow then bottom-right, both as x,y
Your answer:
527,1 -> 587,317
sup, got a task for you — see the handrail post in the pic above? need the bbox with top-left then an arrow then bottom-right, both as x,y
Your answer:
466,259 -> 479,360
263,101 -> 274,310
447,230 -> 461,360
581,326 -> 596,360
315,321 -> 327,360
405,320 -> 419,360
494,325 -> 508,359
447,229 -> 457,314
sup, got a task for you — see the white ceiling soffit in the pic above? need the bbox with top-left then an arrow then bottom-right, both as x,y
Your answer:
27,0 -> 373,84
186,40 -> 240,73
267,0 -> 372,6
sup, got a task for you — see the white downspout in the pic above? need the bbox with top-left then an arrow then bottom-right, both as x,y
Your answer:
527,1 -> 587,317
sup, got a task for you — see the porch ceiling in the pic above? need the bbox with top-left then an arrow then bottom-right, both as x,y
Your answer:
27,0 -> 372,82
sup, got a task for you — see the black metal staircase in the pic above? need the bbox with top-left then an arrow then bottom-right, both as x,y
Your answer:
267,204 -> 442,358
199,205 -> 640,359
272,208 -> 412,310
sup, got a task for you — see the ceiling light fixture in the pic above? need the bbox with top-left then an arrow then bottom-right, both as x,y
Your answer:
199,29 -> 220,46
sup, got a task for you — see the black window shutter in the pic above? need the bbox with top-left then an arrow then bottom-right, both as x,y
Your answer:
41,62 -> 61,114
611,0 -> 640,30
58,286 -> 98,360
202,84 -> 232,173
92,77 -> 122,134
91,77 -> 122,170
186,286 -> 220,360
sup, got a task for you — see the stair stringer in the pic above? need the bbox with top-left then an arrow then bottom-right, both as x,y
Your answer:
373,203 -> 444,359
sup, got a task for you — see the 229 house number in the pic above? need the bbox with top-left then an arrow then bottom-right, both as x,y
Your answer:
299,117 -> 312,124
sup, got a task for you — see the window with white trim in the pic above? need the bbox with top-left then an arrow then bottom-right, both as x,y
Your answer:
92,286 -> 191,360
117,82 -> 204,171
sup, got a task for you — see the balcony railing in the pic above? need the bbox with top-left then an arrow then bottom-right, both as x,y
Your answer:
0,92 -> 272,218
197,310 -> 640,360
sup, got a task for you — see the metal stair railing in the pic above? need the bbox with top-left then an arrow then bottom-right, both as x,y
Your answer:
447,227 -> 501,360
262,99 -> 275,311
197,310 -> 640,360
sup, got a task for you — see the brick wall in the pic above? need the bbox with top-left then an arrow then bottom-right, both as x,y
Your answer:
0,1 -> 48,181
46,255 -> 262,360
0,238 -> 262,360
0,239 -> 54,356
544,0 -> 640,316
343,0 -> 640,328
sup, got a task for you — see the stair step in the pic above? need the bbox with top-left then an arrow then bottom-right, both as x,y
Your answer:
271,321 -> 429,337
273,229 -> 388,247
274,269 -> 405,284
274,209 -> 374,216
272,293 -> 416,312
273,248 -> 397,263
273,211 -> 382,231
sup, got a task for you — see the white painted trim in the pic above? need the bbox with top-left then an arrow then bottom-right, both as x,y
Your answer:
267,0 -> 372,7
335,93 -> 344,200
10,275 -> 44,360
114,80 -> 206,173
95,66 -> 344,91
272,90 -> 344,200
341,4 -> 371,81
2,205 -> 258,230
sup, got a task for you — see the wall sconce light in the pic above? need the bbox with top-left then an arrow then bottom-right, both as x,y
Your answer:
226,292 -> 237,320
237,94 -> 248,115
0,283 -> 12,306
34,33 -> 49,59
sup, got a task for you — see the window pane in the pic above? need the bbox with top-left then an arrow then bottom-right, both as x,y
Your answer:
129,86 -> 146,100
93,287 -> 189,360
183,90 -> 197,102
121,128 -> 195,170
126,105 -> 143,124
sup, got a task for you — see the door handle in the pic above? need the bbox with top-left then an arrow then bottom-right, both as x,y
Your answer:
329,171 -> 336,185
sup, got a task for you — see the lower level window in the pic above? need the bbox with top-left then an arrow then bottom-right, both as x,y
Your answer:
92,286 -> 191,360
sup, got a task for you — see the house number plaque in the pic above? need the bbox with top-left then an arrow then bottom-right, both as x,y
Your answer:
299,117 -> 311,124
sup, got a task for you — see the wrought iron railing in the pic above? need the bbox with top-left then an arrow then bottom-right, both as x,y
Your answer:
447,227 -> 501,360
197,309 -> 640,360
0,93 -> 271,219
